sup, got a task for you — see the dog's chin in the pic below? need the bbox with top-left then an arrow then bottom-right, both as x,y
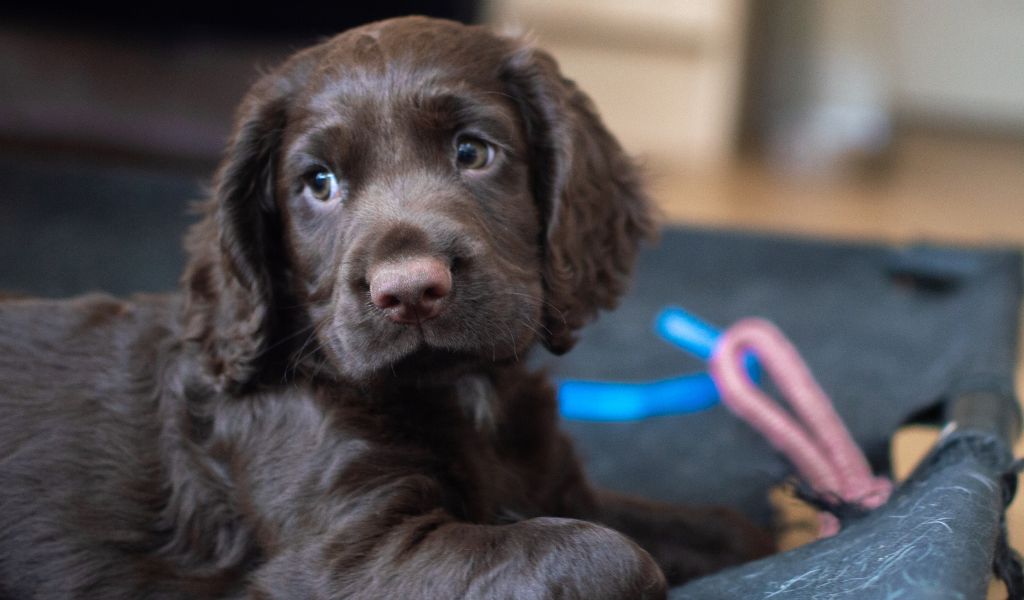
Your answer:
324,325 -> 532,386
383,347 -> 486,385
336,345 -> 493,387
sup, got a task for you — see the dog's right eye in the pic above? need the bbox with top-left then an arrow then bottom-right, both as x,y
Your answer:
455,137 -> 494,171
302,169 -> 341,203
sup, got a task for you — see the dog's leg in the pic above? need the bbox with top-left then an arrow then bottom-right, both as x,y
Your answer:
584,488 -> 776,585
245,510 -> 666,599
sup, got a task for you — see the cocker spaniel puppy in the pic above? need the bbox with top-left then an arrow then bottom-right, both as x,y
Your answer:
0,16 -> 771,599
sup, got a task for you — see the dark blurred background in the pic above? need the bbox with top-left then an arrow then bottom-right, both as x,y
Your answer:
3,0 -> 1022,297
0,1 -> 477,296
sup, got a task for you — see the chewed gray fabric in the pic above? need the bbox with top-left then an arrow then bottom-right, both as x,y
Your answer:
672,429 -> 1016,599
538,227 -> 1022,525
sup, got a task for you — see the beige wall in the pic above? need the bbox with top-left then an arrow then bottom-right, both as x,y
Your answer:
890,1 -> 1024,131
485,0 -> 748,169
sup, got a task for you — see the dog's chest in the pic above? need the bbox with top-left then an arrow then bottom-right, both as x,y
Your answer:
221,382 -> 535,524
367,384 -> 533,521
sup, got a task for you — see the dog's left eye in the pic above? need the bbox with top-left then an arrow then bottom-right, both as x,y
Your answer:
302,169 -> 341,202
455,137 -> 494,170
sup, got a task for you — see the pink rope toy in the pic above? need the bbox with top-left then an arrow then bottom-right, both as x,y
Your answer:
709,317 -> 893,537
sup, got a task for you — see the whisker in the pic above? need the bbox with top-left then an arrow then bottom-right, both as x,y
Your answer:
502,291 -> 566,323
515,317 -> 547,339
311,354 -> 332,380
503,322 -> 519,363
289,329 -> 323,376
262,323 -> 316,355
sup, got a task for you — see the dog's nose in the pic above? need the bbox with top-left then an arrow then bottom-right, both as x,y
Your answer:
368,257 -> 452,323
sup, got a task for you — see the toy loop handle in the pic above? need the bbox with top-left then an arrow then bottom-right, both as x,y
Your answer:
710,318 -> 891,536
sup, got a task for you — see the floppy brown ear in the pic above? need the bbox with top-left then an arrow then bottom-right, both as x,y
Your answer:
181,54 -> 317,392
503,45 -> 657,354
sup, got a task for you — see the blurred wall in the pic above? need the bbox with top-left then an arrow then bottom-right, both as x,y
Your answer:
490,0 -> 1024,176
890,1 -> 1024,133
487,0 -> 748,169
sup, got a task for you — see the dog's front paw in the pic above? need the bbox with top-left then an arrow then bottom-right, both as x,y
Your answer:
525,517 -> 667,600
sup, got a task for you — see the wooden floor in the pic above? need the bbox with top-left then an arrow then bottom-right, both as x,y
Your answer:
654,132 -> 1024,246
652,130 -> 1023,596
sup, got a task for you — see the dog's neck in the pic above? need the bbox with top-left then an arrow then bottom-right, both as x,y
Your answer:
294,358 -> 512,436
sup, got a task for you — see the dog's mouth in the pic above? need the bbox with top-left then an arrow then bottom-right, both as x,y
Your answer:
321,314 -> 529,382
325,330 -> 495,385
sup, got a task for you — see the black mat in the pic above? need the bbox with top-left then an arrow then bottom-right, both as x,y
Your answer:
539,223 -> 1022,597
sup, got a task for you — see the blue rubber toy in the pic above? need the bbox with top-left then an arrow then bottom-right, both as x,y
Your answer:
557,307 -> 760,420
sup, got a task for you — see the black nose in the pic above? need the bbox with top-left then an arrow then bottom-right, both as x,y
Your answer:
368,256 -> 452,323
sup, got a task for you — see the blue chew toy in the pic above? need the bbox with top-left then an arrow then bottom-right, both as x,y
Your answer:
557,307 -> 760,421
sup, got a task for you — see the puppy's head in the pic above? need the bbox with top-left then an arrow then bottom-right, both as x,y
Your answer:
183,17 -> 654,391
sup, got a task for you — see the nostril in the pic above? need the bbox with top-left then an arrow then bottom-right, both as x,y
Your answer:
423,285 -> 446,301
423,271 -> 452,300
375,292 -> 401,309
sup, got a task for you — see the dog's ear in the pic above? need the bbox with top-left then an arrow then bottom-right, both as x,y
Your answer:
182,52 -> 318,392
503,45 -> 657,354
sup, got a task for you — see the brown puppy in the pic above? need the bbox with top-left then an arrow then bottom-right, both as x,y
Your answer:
0,17 -> 772,599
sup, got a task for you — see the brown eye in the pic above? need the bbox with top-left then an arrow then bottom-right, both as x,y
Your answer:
455,137 -> 493,170
302,169 -> 340,202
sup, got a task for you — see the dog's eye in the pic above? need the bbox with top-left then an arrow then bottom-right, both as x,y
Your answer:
302,169 -> 340,202
455,137 -> 493,170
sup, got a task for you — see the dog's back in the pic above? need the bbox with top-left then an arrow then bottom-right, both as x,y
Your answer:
0,293 -> 193,598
